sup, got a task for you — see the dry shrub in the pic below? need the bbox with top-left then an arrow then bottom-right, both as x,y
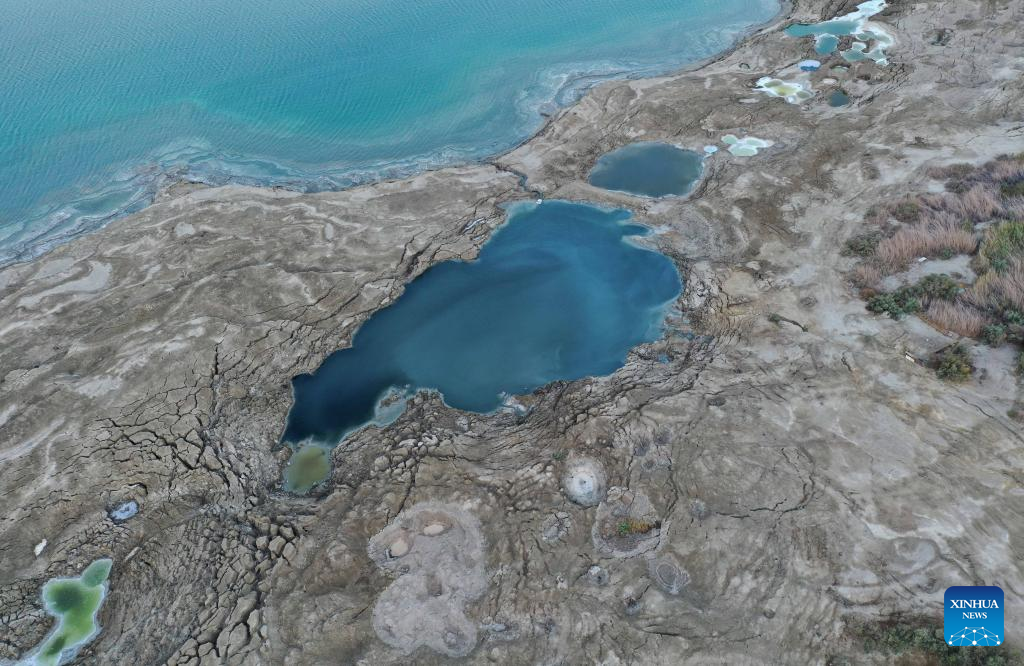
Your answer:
963,259 -> 1024,313
917,192 -> 951,211
958,184 -> 1004,221
917,185 -> 1003,222
851,263 -> 882,289
864,204 -> 895,227
987,159 -> 1024,184
874,211 -> 977,272
928,162 -> 974,180
1004,196 -> 1024,221
924,300 -> 987,337
864,200 -> 922,226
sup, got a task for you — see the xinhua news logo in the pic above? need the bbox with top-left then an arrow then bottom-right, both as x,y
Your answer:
944,586 -> 1004,647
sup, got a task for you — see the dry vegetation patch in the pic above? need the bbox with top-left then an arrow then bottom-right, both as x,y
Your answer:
847,155 -> 1024,379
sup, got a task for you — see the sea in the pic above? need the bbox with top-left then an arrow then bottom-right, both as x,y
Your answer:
0,0 -> 778,265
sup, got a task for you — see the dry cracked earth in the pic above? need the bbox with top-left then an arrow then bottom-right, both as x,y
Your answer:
2,0 -> 1023,663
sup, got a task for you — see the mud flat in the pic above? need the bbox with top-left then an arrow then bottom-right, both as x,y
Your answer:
2,0 -> 1024,664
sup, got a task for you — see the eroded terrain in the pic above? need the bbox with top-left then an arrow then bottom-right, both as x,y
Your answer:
2,0 -> 1024,663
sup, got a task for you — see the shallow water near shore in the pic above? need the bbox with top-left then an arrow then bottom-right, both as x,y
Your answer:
0,0 -> 779,265
282,200 -> 682,487
589,143 -> 704,198
784,0 -> 891,64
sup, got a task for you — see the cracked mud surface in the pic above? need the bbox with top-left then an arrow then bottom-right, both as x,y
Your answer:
2,0 -> 1024,663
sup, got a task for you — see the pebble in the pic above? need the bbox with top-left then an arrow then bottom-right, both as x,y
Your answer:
422,523 -> 447,536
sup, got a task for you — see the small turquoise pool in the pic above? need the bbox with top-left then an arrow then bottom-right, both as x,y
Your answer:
829,90 -> 851,107
589,142 -> 704,198
783,0 -> 892,64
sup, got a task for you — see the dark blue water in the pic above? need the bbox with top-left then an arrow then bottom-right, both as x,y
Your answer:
829,91 -> 851,107
0,0 -> 779,265
589,142 -> 704,197
282,201 -> 681,447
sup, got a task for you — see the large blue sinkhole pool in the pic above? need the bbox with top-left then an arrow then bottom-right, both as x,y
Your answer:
281,200 -> 682,491
589,142 -> 705,198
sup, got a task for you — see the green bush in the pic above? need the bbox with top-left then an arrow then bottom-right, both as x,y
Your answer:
915,274 -> 961,300
1018,352 -> 1024,376
867,292 -> 921,319
1001,180 -> 1024,198
843,231 -> 883,257
857,620 -> 1021,666
615,519 -> 655,537
892,200 -> 921,222
936,344 -> 974,382
1003,310 -> 1024,326
979,220 -> 1024,273
981,324 -> 1007,346
862,624 -> 940,655
866,275 -> 960,320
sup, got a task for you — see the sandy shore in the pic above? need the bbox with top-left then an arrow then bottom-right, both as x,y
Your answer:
2,0 -> 1024,663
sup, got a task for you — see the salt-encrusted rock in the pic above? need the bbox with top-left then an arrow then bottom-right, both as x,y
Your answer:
367,502 -> 488,658
561,456 -> 607,506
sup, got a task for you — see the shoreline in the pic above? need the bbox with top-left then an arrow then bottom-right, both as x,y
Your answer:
0,0 -> 792,271
487,0 -> 795,172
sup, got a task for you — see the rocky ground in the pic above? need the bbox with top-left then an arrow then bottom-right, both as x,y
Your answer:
2,0 -> 1023,664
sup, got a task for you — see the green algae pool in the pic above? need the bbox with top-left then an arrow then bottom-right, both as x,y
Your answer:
20,559 -> 112,666
283,444 -> 332,494
755,77 -> 814,104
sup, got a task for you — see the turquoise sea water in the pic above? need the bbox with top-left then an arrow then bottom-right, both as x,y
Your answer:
0,0 -> 778,265
589,142 -> 704,197
282,200 -> 681,450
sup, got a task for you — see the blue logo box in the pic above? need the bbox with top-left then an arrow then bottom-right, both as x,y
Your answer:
944,586 -> 1004,646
